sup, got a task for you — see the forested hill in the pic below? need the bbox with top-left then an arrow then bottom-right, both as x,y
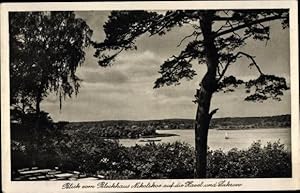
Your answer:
210,114 -> 290,130
59,114 -> 290,130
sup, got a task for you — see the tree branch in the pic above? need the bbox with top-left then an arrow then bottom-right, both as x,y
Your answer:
209,108 -> 219,121
216,65 -> 222,78
177,31 -> 197,47
149,11 -> 178,37
237,51 -> 264,75
214,16 -> 235,21
214,15 -> 287,38
217,58 -> 232,82
215,22 -> 230,34
217,51 -> 264,82
227,20 -> 241,38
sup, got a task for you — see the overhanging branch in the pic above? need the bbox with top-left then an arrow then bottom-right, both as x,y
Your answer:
177,31 -> 198,47
237,51 -> 264,75
214,15 -> 287,38
208,108 -> 219,121
217,58 -> 232,82
217,51 -> 264,82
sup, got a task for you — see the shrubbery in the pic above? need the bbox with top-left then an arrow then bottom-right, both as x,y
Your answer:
11,128 -> 291,179
207,141 -> 291,178
114,142 -> 195,179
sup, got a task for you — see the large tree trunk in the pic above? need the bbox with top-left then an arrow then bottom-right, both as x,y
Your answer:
194,86 -> 213,178
194,12 -> 219,178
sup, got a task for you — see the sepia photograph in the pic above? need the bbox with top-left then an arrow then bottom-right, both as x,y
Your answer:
1,1 -> 299,192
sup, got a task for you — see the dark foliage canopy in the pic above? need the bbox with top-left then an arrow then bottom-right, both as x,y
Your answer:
93,9 -> 289,102
10,11 -> 93,113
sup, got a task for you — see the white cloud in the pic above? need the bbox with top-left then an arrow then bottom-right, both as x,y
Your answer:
77,68 -> 129,84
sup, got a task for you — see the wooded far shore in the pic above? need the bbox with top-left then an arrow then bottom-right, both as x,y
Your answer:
58,114 -> 291,131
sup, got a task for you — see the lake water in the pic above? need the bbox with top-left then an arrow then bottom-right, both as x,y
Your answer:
119,128 -> 291,151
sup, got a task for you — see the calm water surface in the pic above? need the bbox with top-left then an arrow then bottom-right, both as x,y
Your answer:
119,128 -> 291,151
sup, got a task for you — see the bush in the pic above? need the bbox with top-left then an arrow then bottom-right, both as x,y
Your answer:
56,132 -> 126,173
45,132 -> 195,179
118,142 -> 195,179
11,128 -> 291,179
11,126 -> 68,171
206,140 -> 291,178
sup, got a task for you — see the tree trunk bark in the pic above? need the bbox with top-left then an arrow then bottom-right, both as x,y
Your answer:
32,90 -> 42,166
194,86 -> 213,178
194,12 -> 219,178
34,91 -> 42,132
36,93 -> 41,117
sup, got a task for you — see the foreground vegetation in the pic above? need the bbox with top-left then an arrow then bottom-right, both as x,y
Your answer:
12,123 -> 291,179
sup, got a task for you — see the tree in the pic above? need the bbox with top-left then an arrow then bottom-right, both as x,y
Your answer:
93,10 -> 289,178
9,11 -> 92,120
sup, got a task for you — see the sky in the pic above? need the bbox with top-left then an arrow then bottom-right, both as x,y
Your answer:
41,11 -> 291,122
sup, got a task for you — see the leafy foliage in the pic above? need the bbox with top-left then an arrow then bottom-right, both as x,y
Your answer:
122,142 -> 195,179
217,75 -> 244,93
207,140 -> 291,178
245,74 -> 289,102
12,125 -> 291,179
10,11 -> 92,114
93,11 -> 162,67
154,57 -> 197,88
217,74 -> 289,101
11,110 -> 53,133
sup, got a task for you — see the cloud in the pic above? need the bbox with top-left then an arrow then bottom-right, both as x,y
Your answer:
115,50 -> 164,77
77,50 -> 165,86
77,68 -> 129,84
154,85 -> 195,99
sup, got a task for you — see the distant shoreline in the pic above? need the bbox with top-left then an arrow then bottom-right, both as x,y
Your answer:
156,127 -> 290,131
58,114 -> 291,131
57,114 -> 291,124
214,127 -> 290,130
